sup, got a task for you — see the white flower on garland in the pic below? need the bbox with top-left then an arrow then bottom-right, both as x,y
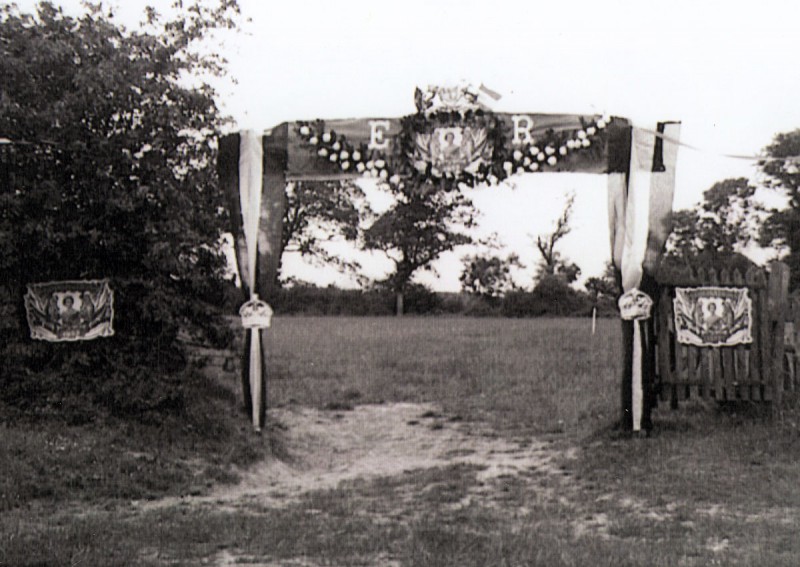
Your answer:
332,142 -> 341,151
545,146 -> 555,156
341,161 -> 350,170
379,169 -> 388,179
587,126 -> 596,136
375,159 -> 386,169
559,146 -> 568,156
318,148 -> 328,157
582,139 -> 591,148
513,150 -> 523,161
340,151 -> 349,160
390,174 -> 401,185
577,130 -> 587,140
322,132 -> 332,143
530,162 -> 539,172
356,162 -> 366,173
352,151 -> 361,161
547,156 -> 557,166
537,152 -> 545,162
300,125 -> 310,136
329,153 -> 338,162
503,161 -> 513,173
309,136 -> 318,145
529,146 -> 540,156
597,119 -> 607,129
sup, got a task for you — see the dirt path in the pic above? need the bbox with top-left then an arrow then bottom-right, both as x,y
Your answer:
150,402 -> 573,514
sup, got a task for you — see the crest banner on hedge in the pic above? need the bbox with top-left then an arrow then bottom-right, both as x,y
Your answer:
24,280 -> 114,342
674,287 -> 753,347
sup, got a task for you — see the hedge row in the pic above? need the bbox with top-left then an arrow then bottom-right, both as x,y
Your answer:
223,280 -> 618,318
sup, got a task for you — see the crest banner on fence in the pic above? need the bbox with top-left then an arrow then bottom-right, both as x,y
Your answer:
674,287 -> 753,347
24,280 -> 114,342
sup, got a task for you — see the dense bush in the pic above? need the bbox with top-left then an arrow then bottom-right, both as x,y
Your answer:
223,280 -> 607,319
501,276 -> 592,317
0,3 -> 239,424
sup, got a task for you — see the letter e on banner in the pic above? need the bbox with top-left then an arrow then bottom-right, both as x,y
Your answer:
512,115 -> 534,145
368,120 -> 391,150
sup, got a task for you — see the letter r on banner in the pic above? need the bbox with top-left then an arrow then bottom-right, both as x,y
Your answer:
368,120 -> 391,150
512,115 -> 534,145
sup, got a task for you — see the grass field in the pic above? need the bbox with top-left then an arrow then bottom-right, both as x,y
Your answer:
3,316 -> 800,566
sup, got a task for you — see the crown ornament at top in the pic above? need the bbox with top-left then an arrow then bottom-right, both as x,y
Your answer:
415,83 -> 483,115
239,294 -> 273,329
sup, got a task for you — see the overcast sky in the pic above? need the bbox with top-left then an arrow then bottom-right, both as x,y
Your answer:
13,0 -> 800,289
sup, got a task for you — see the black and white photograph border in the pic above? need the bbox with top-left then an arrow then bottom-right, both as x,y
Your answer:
2,1 -> 800,565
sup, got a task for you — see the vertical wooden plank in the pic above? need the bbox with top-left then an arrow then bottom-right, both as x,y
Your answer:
747,269 -> 764,400
723,347 -> 736,401
708,347 -> 728,401
671,277 -> 683,407
701,347 -> 712,399
759,282 -> 772,401
769,262 -> 790,410
732,269 -> 749,400
736,345 -> 750,400
658,286 -> 673,403
689,344 -> 702,399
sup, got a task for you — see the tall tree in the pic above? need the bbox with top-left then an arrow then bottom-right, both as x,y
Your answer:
279,179 -> 370,283
460,253 -> 520,298
758,130 -> 800,289
534,193 -> 580,283
665,177 -> 761,260
0,1 -> 240,419
363,183 -> 476,315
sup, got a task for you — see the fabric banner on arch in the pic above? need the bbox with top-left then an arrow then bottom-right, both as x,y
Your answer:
608,122 -> 681,431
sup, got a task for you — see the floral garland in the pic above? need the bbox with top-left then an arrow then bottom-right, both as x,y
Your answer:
503,114 -> 611,176
295,108 -> 614,192
295,120 -> 403,188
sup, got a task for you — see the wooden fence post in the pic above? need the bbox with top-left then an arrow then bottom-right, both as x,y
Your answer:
768,262 -> 790,415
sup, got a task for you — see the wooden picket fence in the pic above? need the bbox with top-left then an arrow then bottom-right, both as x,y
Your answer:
654,262 -> 791,406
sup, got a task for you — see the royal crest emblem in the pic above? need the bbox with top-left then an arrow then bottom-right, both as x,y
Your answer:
618,288 -> 654,321
413,126 -> 493,178
239,295 -> 273,329
24,280 -> 115,342
415,84 -> 482,115
673,287 -> 752,347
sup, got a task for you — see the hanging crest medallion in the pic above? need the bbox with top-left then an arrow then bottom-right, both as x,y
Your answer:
673,287 -> 752,346
24,280 -> 115,342
413,126 -> 494,178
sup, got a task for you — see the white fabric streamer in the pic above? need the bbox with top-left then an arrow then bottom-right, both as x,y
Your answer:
238,131 -> 265,431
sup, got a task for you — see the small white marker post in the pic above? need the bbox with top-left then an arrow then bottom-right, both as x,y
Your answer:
591,306 -> 597,336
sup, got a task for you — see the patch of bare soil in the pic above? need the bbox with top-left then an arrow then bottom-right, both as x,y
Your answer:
149,402 -> 570,514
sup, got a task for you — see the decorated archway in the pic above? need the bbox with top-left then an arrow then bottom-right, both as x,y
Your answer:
217,85 -> 681,434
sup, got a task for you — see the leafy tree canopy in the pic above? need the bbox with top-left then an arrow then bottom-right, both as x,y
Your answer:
0,1 -> 241,421
758,130 -> 800,289
363,183 -> 476,313
460,253 -> 520,298
665,177 -> 762,260
280,180 -> 371,284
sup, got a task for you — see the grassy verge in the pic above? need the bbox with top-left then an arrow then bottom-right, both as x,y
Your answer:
0,364 -> 271,512
4,316 -> 800,566
265,316 -> 621,436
